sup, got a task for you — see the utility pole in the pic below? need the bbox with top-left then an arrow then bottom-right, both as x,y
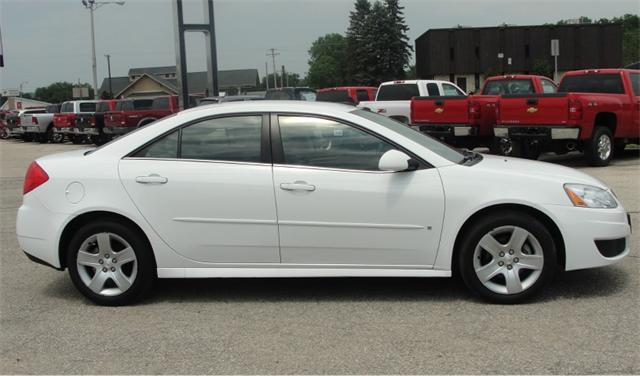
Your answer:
105,54 -> 112,98
281,65 -> 285,88
81,0 -> 125,99
266,48 -> 279,89
265,62 -> 269,90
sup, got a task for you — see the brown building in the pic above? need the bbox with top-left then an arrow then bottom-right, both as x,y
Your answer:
415,23 -> 623,92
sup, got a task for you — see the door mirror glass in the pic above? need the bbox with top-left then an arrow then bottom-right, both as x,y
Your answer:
378,150 -> 414,172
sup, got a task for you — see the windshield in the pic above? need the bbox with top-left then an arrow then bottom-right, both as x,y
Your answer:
351,109 -> 464,164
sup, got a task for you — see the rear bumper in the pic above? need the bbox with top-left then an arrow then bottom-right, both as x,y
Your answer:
494,125 -> 580,140
104,126 -> 134,135
77,126 -> 100,135
7,127 -> 24,135
414,124 -> 477,137
53,127 -> 75,134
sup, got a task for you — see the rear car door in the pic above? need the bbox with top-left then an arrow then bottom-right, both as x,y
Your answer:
119,114 -> 280,264
271,114 -> 445,267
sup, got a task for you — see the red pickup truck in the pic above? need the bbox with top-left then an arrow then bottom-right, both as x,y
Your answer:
76,99 -> 119,145
104,95 -> 179,136
495,69 -> 640,166
410,75 -> 557,151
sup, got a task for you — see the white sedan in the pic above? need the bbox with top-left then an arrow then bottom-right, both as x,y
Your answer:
17,101 -> 631,305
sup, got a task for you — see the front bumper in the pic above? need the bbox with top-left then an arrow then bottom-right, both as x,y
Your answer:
543,204 -> 631,271
494,125 -> 580,140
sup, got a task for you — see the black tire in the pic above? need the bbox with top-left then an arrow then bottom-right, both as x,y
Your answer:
23,134 -> 34,142
490,137 -> 513,156
66,220 -> 156,306
585,126 -> 614,167
39,127 -> 53,144
458,211 -> 557,304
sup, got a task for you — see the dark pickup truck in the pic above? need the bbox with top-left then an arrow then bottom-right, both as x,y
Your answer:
104,95 -> 179,136
410,75 -> 557,151
495,69 -> 639,166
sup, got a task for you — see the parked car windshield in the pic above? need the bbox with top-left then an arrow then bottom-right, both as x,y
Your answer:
316,90 -> 355,104
558,74 -> 624,94
483,79 -> 534,95
351,109 -> 465,164
376,84 -> 420,101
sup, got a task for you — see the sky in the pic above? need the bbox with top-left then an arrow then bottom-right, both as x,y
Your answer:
0,0 -> 638,92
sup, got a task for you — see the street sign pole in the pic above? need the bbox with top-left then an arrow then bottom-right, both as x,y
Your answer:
551,39 -> 560,81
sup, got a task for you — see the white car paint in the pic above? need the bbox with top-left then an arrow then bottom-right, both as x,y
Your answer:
17,101 -> 630,282
357,80 -> 466,123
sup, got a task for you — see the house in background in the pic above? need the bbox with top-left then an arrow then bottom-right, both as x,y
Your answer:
99,66 -> 260,99
415,23 -> 623,92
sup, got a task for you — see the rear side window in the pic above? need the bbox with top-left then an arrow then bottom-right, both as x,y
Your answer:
426,83 -> 440,96
558,74 -> 624,94
152,97 -> 169,109
135,131 -> 179,158
116,101 -> 132,111
483,80 -> 534,95
180,116 -> 262,162
376,84 -> 420,101
541,80 -> 557,93
79,103 -> 96,112
442,83 -> 465,96
60,102 -> 74,113
356,90 -> 370,102
316,90 -> 354,104
133,99 -> 154,109
630,73 -> 640,96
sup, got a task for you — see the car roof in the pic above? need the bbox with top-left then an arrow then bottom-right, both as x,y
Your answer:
318,86 -> 377,91
562,68 -> 640,76
182,100 -> 355,116
378,80 -> 453,86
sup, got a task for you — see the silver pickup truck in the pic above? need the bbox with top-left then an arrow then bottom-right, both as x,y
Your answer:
21,104 -> 62,143
6,108 -> 47,140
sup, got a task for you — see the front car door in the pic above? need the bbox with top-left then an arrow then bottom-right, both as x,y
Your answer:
271,114 -> 445,267
118,114 -> 280,264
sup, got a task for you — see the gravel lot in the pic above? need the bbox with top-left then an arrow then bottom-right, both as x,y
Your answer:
1,139 -> 638,374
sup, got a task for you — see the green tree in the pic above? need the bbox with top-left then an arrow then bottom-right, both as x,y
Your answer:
382,0 -> 413,79
531,59 -> 553,79
33,82 -> 94,103
346,0 -> 373,85
307,33 -> 348,88
260,72 -> 304,89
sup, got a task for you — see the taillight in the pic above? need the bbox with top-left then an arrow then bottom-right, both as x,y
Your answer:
67,114 -> 77,126
568,98 -> 583,120
469,101 -> 481,119
23,161 -> 49,194
32,116 -> 39,125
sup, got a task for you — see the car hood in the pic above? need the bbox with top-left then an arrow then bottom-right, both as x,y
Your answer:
469,154 -> 608,189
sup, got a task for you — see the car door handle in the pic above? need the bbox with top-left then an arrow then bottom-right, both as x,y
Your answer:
280,181 -> 316,192
135,174 -> 168,184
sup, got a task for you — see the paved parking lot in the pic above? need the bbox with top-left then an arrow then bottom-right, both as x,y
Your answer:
1,139 -> 638,374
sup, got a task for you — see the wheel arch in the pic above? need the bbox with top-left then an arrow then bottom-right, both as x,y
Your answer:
593,112 -> 617,136
58,210 -> 157,270
451,203 -> 566,275
137,118 -> 157,128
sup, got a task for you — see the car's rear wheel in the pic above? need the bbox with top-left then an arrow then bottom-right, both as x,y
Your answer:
458,211 -> 557,304
585,126 -> 613,166
39,127 -> 53,144
66,220 -> 155,306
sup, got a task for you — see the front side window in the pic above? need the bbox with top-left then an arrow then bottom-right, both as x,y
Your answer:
541,80 -> 557,93
278,116 -> 394,171
376,84 -> 420,101
180,116 -> 262,162
442,83 -> 465,96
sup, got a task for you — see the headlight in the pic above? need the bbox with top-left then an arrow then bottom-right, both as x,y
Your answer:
564,183 -> 617,209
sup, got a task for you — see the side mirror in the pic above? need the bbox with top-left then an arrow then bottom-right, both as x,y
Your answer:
378,150 -> 417,172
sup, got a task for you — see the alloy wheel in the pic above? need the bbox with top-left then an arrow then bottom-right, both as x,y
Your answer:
473,225 -> 544,295
597,134 -> 612,161
76,232 -> 138,297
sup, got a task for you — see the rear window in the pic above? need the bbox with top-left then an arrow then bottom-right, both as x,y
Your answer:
316,90 -> 354,104
116,99 -> 153,111
558,74 -> 624,94
376,84 -> 420,101
483,79 -> 534,95
46,104 -> 61,114
79,103 -> 96,112
152,97 -> 169,109
60,102 -> 74,113
630,73 -> 639,96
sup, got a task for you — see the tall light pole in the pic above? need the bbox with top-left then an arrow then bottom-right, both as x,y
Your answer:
81,0 -> 125,99
266,48 -> 280,89
104,54 -> 113,98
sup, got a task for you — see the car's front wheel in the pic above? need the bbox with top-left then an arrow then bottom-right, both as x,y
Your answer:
66,220 -> 155,306
458,211 -> 557,304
